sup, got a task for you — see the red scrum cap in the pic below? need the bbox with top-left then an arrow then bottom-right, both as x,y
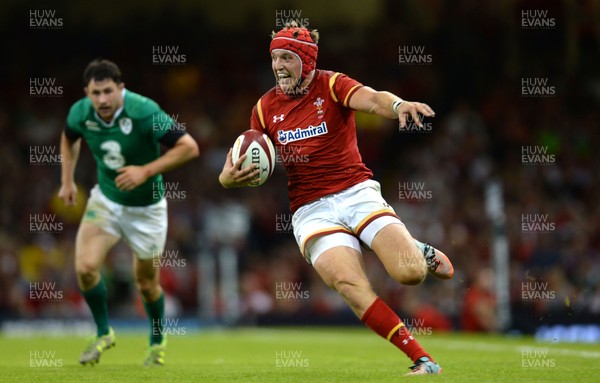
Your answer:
270,26 -> 318,80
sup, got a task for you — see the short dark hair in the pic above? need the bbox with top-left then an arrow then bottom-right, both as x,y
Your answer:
83,59 -> 122,86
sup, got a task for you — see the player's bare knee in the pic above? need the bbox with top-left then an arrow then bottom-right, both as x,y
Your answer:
75,259 -> 100,283
332,278 -> 352,297
397,266 -> 426,285
135,279 -> 151,295
135,277 -> 159,300
385,258 -> 426,285
78,273 -> 99,289
136,284 -> 154,300
391,250 -> 427,285
331,275 -> 367,301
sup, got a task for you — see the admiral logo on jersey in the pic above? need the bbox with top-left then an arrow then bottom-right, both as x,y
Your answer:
277,121 -> 328,145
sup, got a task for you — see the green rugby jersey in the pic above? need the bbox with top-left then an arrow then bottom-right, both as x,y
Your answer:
65,89 -> 177,206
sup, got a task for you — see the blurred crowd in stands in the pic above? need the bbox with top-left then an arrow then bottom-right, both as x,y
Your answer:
0,0 -> 598,334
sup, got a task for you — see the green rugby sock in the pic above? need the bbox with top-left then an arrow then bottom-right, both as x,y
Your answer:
143,292 -> 165,345
81,279 -> 110,337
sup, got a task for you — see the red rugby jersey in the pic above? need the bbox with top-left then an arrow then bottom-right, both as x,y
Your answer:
250,70 -> 373,212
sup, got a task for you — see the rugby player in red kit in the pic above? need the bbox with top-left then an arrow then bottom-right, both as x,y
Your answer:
220,22 -> 454,375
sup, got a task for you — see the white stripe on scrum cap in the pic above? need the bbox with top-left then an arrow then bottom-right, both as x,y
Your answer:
272,36 -> 317,46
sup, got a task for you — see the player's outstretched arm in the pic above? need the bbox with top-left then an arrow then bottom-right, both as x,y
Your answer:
348,86 -> 435,128
58,132 -> 81,206
218,148 -> 260,189
115,134 -> 199,191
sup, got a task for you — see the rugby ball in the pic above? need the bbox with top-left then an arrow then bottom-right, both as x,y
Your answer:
231,130 -> 276,187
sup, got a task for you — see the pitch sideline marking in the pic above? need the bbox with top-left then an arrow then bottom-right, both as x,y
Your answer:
428,339 -> 600,359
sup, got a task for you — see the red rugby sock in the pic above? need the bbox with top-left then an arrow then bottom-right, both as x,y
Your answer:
361,297 -> 432,363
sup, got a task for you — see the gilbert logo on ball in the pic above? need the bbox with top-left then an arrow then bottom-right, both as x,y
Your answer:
232,130 -> 276,186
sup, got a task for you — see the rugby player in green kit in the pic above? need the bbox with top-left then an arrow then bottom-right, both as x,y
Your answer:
59,59 -> 199,366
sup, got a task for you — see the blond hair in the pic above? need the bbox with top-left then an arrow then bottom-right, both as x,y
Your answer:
271,20 -> 319,44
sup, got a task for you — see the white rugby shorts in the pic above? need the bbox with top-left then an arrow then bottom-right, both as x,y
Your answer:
81,185 -> 168,260
292,179 -> 403,265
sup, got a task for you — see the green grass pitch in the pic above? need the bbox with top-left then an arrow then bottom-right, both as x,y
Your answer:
1,327 -> 599,382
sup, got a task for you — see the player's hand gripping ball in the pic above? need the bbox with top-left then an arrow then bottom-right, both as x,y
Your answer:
231,130 -> 276,187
